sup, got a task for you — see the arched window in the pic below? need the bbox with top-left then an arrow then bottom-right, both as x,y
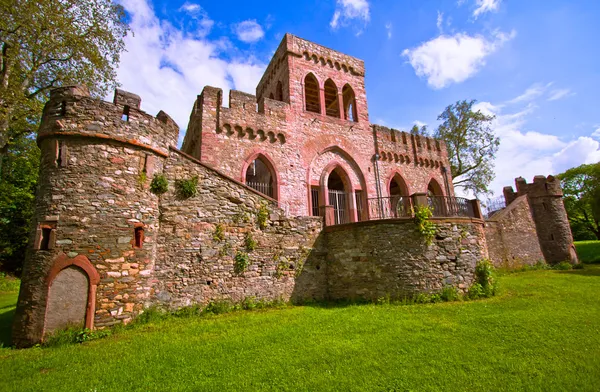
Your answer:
327,168 -> 349,225
269,93 -> 274,100
324,79 -> 340,118
245,155 -> 277,200
427,179 -> 443,197
389,174 -> 410,217
427,179 -> 445,216
275,81 -> 283,101
342,84 -> 357,122
304,73 -> 321,114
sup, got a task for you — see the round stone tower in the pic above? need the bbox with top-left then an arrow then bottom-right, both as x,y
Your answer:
12,86 -> 179,347
509,175 -> 578,265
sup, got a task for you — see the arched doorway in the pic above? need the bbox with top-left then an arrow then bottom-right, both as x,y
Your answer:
244,154 -> 277,200
427,178 -> 443,197
427,178 -> 445,216
389,174 -> 411,217
45,266 -> 89,334
327,168 -> 349,225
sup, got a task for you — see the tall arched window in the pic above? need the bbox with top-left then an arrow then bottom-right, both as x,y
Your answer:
304,73 -> 321,114
389,174 -> 410,217
427,179 -> 443,197
342,84 -> 357,122
245,155 -> 277,200
324,79 -> 340,118
275,81 -> 283,101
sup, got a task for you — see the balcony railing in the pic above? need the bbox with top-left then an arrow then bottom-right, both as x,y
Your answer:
427,196 -> 475,218
367,196 -> 413,220
247,181 -> 273,198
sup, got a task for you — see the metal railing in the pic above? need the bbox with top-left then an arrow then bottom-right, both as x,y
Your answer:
247,181 -> 273,198
483,196 -> 506,218
367,196 -> 413,220
427,196 -> 475,218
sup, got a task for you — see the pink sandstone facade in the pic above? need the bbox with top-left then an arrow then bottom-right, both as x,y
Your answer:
181,34 -> 454,222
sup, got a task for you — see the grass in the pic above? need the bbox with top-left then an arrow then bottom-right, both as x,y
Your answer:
1,267 -> 600,391
575,240 -> 600,264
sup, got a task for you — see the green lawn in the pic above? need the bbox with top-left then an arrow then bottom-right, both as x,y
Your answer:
575,240 -> 600,264
1,266 -> 600,391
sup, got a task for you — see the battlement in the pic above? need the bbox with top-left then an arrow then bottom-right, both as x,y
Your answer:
503,175 -> 563,205
41,86 -> 179,156
371,124 -> 449,169
289,34 -> 365,77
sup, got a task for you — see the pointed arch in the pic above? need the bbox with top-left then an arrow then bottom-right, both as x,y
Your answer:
241,152 -> 280,201
324,79 -> 340,118
427,178 -> 444,196
45,253 -> 100,334
304,73 -> 321,114
342,84 -> 358,122
387,172 -> 412,218
388,172 -> 409,197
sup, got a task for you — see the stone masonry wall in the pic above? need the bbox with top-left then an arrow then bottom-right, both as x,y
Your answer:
324,218 -> 487,301
154,149 -> 326,308
484,195 -> 545,268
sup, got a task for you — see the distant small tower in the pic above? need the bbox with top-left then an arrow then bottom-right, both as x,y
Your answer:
503,175 -> 578,264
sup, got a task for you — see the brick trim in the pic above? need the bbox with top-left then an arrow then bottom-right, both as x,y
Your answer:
45,253 -> 100,331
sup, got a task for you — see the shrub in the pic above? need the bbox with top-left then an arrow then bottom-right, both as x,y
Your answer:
573,263 -> 584,270
213,224 -> 225,242
554,261 -> 573,270
234,251 -> 250,274
245,232 -> 257,251
413,205 -> 436,245
440,286 -> 460,302
150,174 -> 169,195
175,176 -> 198,198
0,273 -> 21,292
467,283 -> 485,300
204,300 -> 234,315
257,203 -> 269,229
474,259 -> 498,297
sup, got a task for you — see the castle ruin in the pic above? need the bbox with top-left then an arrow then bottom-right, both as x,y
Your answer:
12,34 -> 577,347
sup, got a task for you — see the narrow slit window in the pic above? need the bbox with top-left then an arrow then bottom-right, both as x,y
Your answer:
59,101 -> 67,116
56,141 -> 67,167
40,228 -> 52,250
355,191 -> 364,222
311,186 -> 320,217
122,105 -> 130,122
134,227 -> 144,248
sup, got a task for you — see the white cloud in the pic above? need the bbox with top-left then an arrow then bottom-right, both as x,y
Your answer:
548,88 -> 575,101
593,127 -> 600,140
436,11 -> 443,33
178,2 -> 214,37
402,30 -> 515,89
330,0 -> 370,32
473,0 -> 501,18
179,2 -> 200,13
385,22 -> 392,39
471,101 -> 600,197
114,0 -> 266,146
414,120 -> 427,128
234,20 -> 265,43
508,83 -> 551,104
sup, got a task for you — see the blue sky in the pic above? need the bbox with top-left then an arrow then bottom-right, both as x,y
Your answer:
115,0 -> 600,196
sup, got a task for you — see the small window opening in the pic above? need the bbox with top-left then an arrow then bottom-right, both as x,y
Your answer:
40,228 -> 52,250
56,141 -> 67,167
122,105 -> 130,122
543,203 -> 547,210
134,227 -> 144,248
550,233 -> 555,241
311,186 -> 320,217
275,81 -> 283,101
60,101 -> 66,116
342,84 -> 357,122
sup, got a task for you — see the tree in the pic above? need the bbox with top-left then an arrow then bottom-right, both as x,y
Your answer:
434,100 -> 499,196
410,124 -> 429,136
557,163 -> 600,241
0,0 -> 129,175
0,133 -> 39,274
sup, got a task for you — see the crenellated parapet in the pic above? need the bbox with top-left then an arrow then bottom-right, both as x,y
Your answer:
39,86 -> 180,157
371,124 -> 450,170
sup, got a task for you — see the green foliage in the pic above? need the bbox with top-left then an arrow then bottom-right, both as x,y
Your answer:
440,286 -> 460,302
233,211 -> 251,224
234,251 -> 250,274
410,124 -> 429,136
467,283 -> 485,300
0,273 -> 20,292
575,241 -> 600,264
257,202 -> 269,229
553,261 -> 573,271
213,224 -> 225,242
150,174 -> 169,195
413,205 -> 436,245
43,327 -> 111,348
474,259 -> 498,297
0,136 -> 39,274
558,163 -> 600,241
137,171 -> 147,187
435,100 -> 500,196
175,176 -> 198,199
0,0 -> 129,163
244,232 -> 257,252
218,241 -> 231,257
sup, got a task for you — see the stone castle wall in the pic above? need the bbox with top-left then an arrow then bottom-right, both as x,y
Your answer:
325,218 -> 487,300
485,195 -> 545,268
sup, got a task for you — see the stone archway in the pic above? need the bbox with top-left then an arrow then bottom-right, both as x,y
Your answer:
44,254 -> 100,336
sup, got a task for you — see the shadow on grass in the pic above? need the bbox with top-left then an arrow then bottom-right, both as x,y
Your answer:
557,267 -> 600,277
0,307 -> 15,347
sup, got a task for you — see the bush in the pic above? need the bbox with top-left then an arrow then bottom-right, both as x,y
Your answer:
0,273 -> 21,292
440,286 -> 460,302
553,261 -> 573,270
244,232 -> 257,251
257,203 -> 269,229
474,259 -> 498,297
234,251 -> 250,274
413,205 -> 436,245
204,300 -> 234,315
467,283 -> 485,300
213,224 -> 225,242
175,176 -> 198,198
150,174 -> 169,195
